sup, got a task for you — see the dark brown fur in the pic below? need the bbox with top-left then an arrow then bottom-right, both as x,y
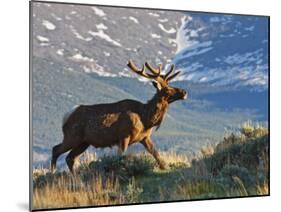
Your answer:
51,61 -> 187,172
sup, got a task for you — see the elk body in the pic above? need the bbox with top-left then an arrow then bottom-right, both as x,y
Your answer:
51,60 -> 187,172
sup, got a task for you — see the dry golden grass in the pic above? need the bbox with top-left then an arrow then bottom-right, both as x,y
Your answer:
256,181 -> 269,195
157,151 -> 191,166
33,173 -> 125,210
32,151 -> 124,210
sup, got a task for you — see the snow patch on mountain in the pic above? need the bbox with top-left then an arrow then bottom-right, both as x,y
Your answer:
158,18 -> 168,23
69,52 -> 116,77
51,13 -> 62,21
129,16 -> 139,24
103,51 -> 111,56
224,49 -> 263,65
158,23 -> 176,34
174,41 -> 213,61
118,69 -> 133,78
148,12 -> 160,17
36,35 -> 49,42
71,53 -> 94,62
88,30 -> 122,47
175,16 -> 195,53
96,23 -> 108,30
91,7 -> 106,17
151,33 -> 161,39
83,64 -> 117,77
56,49 -> 64,56
42,20 -> 56,30
69,25 -> 92,41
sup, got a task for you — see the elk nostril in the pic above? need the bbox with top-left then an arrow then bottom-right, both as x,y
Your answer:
182,90 -> 188,99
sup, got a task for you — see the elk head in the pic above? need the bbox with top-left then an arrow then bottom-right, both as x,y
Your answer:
127,60 -> 188,104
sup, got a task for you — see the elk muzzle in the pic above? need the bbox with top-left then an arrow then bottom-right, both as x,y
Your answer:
179,89 -> 188,100
168,89 -> 188,103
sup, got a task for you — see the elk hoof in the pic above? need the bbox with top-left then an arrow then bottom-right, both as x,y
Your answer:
159,162 -> 167,170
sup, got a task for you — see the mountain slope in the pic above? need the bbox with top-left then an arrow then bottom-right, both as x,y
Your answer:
173,13 -> 268,91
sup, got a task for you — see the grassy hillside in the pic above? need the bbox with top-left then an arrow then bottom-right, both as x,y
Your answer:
32,124 -> 269,210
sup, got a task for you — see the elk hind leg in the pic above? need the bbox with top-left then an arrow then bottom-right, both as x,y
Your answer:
66,143 -> 89,173
51,142 -> 72,173
117,137 -> 130,156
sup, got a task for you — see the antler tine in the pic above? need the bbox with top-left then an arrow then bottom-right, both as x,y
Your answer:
128,60 -> 152,79
164,64 -> 175,80
145,62 -> 161,76
158,64 -> 162,73
166,71 -> 181,82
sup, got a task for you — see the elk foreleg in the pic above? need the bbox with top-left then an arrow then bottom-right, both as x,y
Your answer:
141,137 -> 166,169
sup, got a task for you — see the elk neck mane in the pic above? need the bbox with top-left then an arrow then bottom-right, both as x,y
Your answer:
144,92 -> 169,130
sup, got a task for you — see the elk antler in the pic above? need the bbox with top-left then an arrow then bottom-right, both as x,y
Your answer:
128,60 -> 168,87
164,64 -> 181,82
127,60 -> 153,79
127,60 -> 181,87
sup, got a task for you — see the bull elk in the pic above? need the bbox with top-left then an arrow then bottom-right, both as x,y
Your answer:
51,60 -> 188,173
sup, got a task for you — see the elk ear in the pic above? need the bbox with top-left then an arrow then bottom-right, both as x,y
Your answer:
152,81 -> 162,91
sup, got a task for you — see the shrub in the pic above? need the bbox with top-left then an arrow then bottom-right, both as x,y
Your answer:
240,123 -> 255,138
219,165 -> 254,187
240,123 -> 268,139
125,178 -> 143,203
215,133 -> 245,152
88,154 -> 156,182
